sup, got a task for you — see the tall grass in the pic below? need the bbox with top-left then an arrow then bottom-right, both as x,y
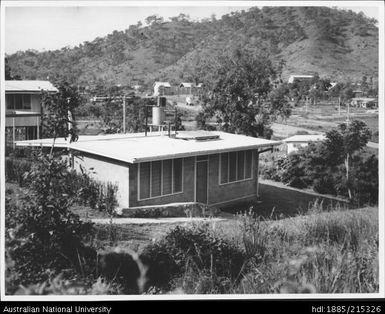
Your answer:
231,206 -> 378,294
145,206 -> 378,294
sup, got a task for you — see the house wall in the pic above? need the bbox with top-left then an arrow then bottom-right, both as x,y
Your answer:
70,149 -> 260,210
127,151 -> 259,209
72,152 -> 130,208
207,152 -> 258,207
5,94 -> 41,127
287,142 -> 308,154
128,157 -> 195,207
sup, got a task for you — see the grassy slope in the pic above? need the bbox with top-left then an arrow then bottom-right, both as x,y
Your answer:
94,206 -> 378,293
5,181 -> 379,293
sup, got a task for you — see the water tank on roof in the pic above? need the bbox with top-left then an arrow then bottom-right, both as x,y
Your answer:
152,96 -> 166,125
152,106 -> 165,125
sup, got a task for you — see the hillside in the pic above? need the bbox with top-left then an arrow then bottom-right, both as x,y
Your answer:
6,6 -> 378,92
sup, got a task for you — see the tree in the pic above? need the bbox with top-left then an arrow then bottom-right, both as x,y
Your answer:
145,14 -> 164,26
198,49 -> 291,138
281,120 -> 374,204
338,120 -> 371,199
5,58 -> 12,80
6,82 -> 95,288
41,82 -> 82,152
5,58 -> 22,80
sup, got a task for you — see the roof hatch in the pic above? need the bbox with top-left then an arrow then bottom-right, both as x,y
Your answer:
175,131 -> 220,141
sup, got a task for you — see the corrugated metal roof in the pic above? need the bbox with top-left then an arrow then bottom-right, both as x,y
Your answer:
16,131 -> 281,164
5,80 -> 58,93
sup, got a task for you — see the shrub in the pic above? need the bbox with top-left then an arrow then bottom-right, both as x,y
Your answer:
68,166 -> 119,215
6,151 -> 96,288
140,224 -> 245,291
5,157 -> 33,186
97,250 -> 141,294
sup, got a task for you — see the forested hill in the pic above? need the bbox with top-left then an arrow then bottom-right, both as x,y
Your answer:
6,6 -> 378,91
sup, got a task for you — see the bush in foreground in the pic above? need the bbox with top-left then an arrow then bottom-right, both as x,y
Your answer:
141,224 -> 245,293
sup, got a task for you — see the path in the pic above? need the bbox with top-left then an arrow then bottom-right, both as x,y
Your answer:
91,217 -> 226,225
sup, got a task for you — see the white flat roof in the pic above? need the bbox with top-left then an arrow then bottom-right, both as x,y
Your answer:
15,131 -> 281,164
5,80 -> 58,93
283,134 -> 326,143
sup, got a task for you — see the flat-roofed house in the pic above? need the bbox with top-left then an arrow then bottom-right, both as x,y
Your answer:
288,75 -> 314,84
153,82 -> 171,96
351,97 -> 377,109
283,134 -> 326,154
5,80 -> 58,144
16,131 -> 281,210
179,82 -> 194,95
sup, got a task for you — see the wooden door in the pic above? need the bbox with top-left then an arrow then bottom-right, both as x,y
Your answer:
196,159 -> 208,204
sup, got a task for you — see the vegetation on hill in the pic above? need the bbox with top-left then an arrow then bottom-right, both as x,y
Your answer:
6,7 -> 378,93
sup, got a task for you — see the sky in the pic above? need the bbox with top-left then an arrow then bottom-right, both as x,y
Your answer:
3,2 -> 382,54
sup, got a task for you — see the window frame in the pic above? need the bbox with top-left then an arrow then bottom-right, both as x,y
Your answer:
219,150 -> 254,185
138,158 -> 184,201
6,93 -> 32,110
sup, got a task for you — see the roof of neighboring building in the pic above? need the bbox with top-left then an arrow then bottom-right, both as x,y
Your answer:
288,75 -> 314,83
5,80 -> 58,93
16,131 -> 281,164
283,134 -> 326,143
180,82 -> 194,88
351,98 -> 377,102
153,82 -> 171,88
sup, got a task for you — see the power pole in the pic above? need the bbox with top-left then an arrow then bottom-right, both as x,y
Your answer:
122,96 -> 126,134
347,100 -> 350,124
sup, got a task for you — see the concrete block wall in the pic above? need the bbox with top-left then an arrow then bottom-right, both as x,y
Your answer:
258,180 -> 350,216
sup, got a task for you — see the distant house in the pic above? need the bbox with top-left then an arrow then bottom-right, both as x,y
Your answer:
288,75 -> 314,84
282,134 -> 326,154
179,82 -> 194,95
5,80 -> 58,145
351,97 -> 377,109
328,82 -> 338,90
153,82 -> 171,96
353,90 -> 364,98
16,131 -> 281,209
179,82 -> 194,88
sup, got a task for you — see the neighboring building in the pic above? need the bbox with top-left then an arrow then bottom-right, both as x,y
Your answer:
16,131 -> 281,209
282,134 -> 326,154
353,90 -> 364,98
327,82 -> 337,91
153,82 -> 171,96
288,75 -> 314,84
179,82 -> 194,88
5,80 -> 58,144
350,97 -> 377,109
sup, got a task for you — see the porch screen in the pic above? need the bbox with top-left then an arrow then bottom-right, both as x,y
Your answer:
139,158 -> 183,200
220,150 -> 253,184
